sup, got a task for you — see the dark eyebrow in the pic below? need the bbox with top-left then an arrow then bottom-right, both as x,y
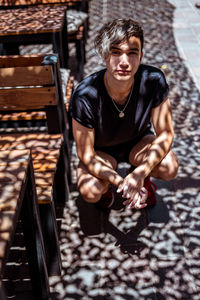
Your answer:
110,46 -> 121,50
127,46 -> 140,52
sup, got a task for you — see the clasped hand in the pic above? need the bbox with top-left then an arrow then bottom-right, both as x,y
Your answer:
116,171 -> 148,210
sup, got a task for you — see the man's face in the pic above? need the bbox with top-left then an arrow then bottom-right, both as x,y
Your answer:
105,36 -> 143,82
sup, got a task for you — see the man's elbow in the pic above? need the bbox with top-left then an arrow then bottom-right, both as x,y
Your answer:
77,149 -> 93,166
163,129 -> 174,147
168,131 -> 174,147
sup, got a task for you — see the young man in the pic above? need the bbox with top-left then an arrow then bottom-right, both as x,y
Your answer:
70,19 -> 179,210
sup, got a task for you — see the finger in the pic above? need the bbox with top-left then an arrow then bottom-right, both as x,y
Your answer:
128,199 -> 137,209
122,185 -> 130,198
122,189 -> 137,205
135,188 -> 148,209
135,202 -> 147,210
123,199 -> 132,205
132,191 -> 140,203
123,192 -> 133,205
126,187 -> 137,199
116,184 -> 123,193
127,192 -> 140,209
134,200 -> 141,209
123,185 -> 128,191
140,187 -> 148,203
140,187 -> 148,196
123,191 -> 131,198
134,194 -> 147,209
117,183 -> 127,193
123,192 -> 136,205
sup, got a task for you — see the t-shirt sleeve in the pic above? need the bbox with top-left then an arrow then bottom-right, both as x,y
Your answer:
152,71 -> 169,108
70,93 -> 96,129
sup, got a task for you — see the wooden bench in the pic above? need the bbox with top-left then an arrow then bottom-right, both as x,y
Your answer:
0,55 -> 73,132
0,149 -> 50,299
0,5 -> 69,69
0,0 -> 89,13
0,54 -> 71,276
0,0 -> 88,80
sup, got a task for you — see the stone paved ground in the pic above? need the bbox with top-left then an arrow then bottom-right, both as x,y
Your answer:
20,0 -> 200,299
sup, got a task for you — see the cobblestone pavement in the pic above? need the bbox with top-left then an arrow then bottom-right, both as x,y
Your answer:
21,0 -> 200,299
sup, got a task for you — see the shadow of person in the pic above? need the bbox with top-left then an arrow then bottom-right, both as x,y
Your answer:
113,191 -> 170,255
76,194 -> 111,236
76,181 -> 170,256
105,212 -> 148,255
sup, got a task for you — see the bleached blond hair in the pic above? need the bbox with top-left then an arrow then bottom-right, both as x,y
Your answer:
94,18 -> 144,60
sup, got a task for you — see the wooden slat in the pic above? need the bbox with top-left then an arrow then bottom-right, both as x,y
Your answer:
0,133 -> 62,150
31,148 -> 60,160
0,86 -> 57,110
0,150 -> 30,185
36,185 -> 52,204
0,111 -> 46,121
0,149 -> 30,162
32,149 -> 61,202
66,75 -> 74,109
0,55 -> 46,68
0,150 -> 30,208
0,0 -> 83,6
32,149 -> 60,184
34,171 -> 55,186
0,66 -> 54,87
33,158 -> 58,172
0,141 -> 61,205
0,164 -> 29,183
0,180 -> 27,261
0,151 -> 29,275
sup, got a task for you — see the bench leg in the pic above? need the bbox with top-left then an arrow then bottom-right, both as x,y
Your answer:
39,203 -> 62,277
20,164 -> 50,300
75,39 -> 84,81
82,0 -> 88,13
61,17 -> 69,68
45,105 -> 61,134
53,26 -> 68,69
54,147 -> 70,205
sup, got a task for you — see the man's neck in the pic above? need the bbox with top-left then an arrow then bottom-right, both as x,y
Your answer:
104,71 -> 134,104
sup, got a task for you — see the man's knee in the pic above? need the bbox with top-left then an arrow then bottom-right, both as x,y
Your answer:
79,181 -> 109,203
164,160 -> 179,181
158,150 -> 179,180
82,193 -> 101,203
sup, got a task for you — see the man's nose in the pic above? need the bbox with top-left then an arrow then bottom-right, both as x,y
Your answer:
119,53 -> 129,66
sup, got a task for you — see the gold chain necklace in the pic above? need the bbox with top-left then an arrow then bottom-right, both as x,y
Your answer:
110,83 -> 133,118
106,72 -> 134,118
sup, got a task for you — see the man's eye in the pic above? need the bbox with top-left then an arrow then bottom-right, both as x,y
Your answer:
111,50 -> 120,55
129,51 -> 138,55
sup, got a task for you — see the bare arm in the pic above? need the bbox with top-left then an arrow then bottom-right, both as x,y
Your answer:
135,96 -> 174,177
118,97 -> 174,201
72,119 -> 123,187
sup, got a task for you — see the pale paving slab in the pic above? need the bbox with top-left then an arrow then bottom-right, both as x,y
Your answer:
169,0 -> 200,91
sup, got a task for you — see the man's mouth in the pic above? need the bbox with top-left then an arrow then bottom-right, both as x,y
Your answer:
117,70 -> 130,75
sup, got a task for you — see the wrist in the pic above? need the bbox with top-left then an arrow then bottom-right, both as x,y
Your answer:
134,164 -> 151,179
112,174 -> 123,187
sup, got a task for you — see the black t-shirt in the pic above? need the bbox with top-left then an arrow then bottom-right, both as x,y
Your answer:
70,64 -> 169,150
